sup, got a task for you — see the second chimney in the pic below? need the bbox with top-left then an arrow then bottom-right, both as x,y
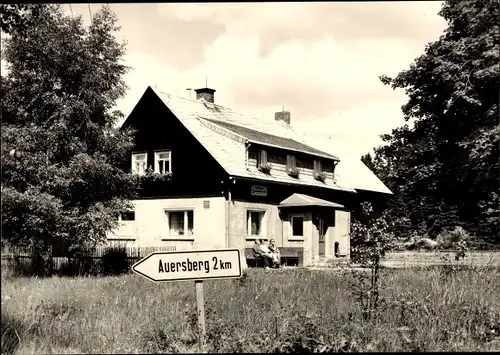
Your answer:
195,87 -> 216,103
275,110 -> 291,124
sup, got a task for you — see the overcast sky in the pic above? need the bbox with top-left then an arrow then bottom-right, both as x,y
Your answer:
4,2 -> 448,158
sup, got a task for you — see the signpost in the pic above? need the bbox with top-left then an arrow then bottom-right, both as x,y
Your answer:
132,248 -> 242,345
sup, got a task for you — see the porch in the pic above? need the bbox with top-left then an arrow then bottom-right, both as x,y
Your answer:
243,193 -> 351,268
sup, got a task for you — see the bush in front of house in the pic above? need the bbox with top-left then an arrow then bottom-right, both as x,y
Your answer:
101,247 -> 129,276
436,226 -> 471,249
398,226 -> 472,252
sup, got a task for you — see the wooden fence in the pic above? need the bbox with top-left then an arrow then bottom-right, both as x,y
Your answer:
1,244 -> 177,276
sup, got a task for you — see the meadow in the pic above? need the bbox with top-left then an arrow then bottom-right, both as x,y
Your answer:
2,265 -> 500,354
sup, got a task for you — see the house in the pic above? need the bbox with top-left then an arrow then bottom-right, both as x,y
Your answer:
108,86 -> 392,269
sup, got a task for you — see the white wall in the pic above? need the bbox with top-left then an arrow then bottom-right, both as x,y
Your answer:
107,197 -> 227,251
333,210 -> 351,257
229,200 -> 282,269
282,211 -> 313,265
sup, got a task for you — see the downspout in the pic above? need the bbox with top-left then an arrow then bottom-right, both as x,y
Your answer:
280,209 -> 285,248
245,141 -> 251,170
223,179 -> 228,248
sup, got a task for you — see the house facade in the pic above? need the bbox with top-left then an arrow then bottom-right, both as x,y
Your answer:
108,86 -> 392,268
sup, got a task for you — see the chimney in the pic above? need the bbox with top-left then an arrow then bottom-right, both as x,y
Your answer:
275,109 -> 291,124
194,87 -> 216,103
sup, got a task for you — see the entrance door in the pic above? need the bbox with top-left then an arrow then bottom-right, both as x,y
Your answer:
318,217 -> 326,256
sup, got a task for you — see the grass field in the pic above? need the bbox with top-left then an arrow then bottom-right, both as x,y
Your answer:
2,266 -> 500,354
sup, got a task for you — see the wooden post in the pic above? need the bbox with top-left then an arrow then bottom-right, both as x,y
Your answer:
195,280 -> 206,346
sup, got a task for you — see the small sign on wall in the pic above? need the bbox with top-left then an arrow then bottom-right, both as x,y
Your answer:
251,185 -> 267,197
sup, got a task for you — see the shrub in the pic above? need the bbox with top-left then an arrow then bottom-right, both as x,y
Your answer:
350,202 -> 396,320
101,247 -> 129,276
275,315 -> 360,353
414,237 -> 440,251
57,247 -> 98,277
436,226 -> 471,249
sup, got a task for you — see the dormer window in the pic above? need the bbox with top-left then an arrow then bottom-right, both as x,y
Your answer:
155,150 -> 171,174
286,154 -> 296,170
314,159 -> 322,174
314,159 -> 326,182
286,154 -> 299,178
257,148 -> 268,167
131,153 -> 147,175
257,148 -> 272,174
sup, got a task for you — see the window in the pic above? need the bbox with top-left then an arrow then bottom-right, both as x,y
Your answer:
287,154 -> 296,170
314,159 -> 322,173
257,148 -> 268,167
291,215 -> 304,238
131,153 -> 147,175
120,211 -> 135,221
247,210 -> 265,236
166,210 -> 193,236
113,211 -> 136,239
155,151 -> 171,174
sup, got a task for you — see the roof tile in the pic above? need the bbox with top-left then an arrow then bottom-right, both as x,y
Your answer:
203,118 -> 338,160
150,88 -> 390,194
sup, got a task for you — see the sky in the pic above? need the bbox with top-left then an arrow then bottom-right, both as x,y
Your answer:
3,2 -> 448,158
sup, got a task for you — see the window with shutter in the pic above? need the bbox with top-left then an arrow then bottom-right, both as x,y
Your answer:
287,154 -> 296,170
314,159 -> 322,173
258,149 -> 268,167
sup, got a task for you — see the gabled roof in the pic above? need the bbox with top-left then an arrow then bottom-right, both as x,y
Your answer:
279,193 -> 345,208
204,118 -> 338,160
127,87 -> 391,195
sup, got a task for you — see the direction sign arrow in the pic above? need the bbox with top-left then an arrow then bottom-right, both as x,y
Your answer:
132,248 -> 242,283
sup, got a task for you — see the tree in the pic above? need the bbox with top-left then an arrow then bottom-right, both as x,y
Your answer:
1,4 -> 139,252
0,4 -> 40,35
367,0 -> 499,244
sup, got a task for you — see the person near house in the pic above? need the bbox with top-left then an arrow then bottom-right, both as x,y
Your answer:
260,239 -> 271,254
252,238 -> 272,268
268,239 -> 281,268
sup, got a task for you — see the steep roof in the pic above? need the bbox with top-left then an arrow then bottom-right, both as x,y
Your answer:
133,87 -> 391,195
203,118 -> 338,160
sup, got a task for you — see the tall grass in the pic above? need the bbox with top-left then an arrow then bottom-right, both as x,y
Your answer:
2,266 -> 500,354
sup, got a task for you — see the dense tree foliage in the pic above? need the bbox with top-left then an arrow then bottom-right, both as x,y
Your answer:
1,5 -> 139,251
364,0 -> 499,245
0,4 -> 41,35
